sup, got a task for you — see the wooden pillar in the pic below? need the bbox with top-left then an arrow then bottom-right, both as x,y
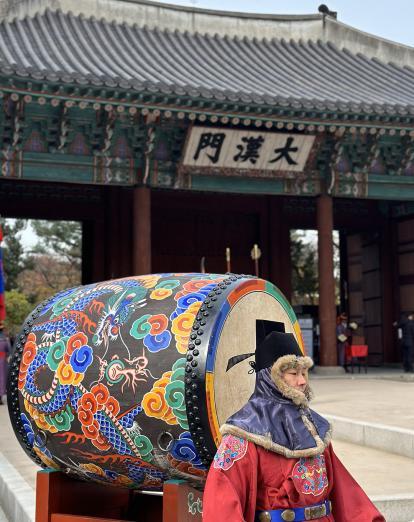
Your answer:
133,186 -> 151,275
106,187 -> 122,280
268,197 -> 292,300
279,224 -> 292,300
119,188 -> 133,277
338,231 -> 348,316
317,194 -> 337,366
382,218 -> 398,363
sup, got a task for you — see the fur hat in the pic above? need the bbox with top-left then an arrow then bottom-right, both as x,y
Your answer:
255,331 -> 303,371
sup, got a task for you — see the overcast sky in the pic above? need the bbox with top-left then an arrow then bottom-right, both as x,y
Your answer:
154,0 -> 414,48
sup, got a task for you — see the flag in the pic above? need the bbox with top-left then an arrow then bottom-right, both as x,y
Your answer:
0,223 -> 5,323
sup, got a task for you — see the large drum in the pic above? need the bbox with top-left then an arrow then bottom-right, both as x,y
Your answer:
7,273 -> 304,490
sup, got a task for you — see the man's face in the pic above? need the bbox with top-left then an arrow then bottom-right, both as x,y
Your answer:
282,368 -> 308,392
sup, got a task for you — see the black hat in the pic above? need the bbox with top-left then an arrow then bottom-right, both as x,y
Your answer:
255,331 -> 302,371
226,328 -> 302,373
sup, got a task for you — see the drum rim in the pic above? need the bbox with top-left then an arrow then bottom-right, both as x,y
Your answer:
7,292 -> 67,468
184,273 -> 304,466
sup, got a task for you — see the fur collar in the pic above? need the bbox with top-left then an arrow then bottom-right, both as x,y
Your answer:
221,421 -> 332,459
220,366 -> 331,459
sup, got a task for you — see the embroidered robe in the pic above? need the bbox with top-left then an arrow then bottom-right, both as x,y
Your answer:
202,435 -> 384,522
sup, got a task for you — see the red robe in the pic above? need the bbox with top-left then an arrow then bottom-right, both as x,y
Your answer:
202,435 -> 384,522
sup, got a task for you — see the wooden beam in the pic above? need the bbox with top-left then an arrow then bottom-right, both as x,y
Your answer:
132,186 -> 152,275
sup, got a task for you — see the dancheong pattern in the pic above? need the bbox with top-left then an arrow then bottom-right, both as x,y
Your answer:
17,273 -> 224,490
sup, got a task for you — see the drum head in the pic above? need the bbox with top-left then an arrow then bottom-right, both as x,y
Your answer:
196,278 -> 304,454
213,291 -> 297,425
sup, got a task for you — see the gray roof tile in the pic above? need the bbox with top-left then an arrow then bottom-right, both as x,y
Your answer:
0,9 -> 413,114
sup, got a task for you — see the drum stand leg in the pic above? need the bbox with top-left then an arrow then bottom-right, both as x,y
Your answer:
35,469 -> 160,522
163,480 -> 203,522
35,471 -> 202,522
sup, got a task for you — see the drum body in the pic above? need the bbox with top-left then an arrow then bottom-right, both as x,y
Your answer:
7,273 -> 304,490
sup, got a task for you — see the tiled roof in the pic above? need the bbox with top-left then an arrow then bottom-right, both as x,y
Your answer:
0,9 -> 414,114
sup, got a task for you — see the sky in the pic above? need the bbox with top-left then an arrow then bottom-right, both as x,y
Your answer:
153,0 -> 414,48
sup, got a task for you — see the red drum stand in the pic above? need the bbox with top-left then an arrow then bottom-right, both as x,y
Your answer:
35,470 -> 203,522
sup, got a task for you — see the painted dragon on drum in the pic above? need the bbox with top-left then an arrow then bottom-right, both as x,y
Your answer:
12,274 -> 225,489
8,273 -> 305,493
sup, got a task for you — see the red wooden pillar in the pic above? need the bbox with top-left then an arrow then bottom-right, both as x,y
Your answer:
106,187 -> 122,280
381,218 -> 397,364
133,186 -> 152,275
317,194 -> 337,366
268,197 -> 292,300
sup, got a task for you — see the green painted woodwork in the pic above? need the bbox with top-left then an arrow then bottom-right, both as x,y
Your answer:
1,75 -> 414,130
190,174 -> 286,195
335,134 -> 409,177
367,174 -> 414,200
20,152 -> 135,185
334,171 -> 414,200
22,152 -> 93,183
0,75 -> 413,197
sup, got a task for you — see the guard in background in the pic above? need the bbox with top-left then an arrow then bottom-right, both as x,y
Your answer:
202,332 -> 384,522
394,313 -> 414,373
336,313 -> 350,371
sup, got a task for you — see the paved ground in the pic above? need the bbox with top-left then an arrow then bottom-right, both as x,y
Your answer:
312,371 -> 414,430
333,439 -> 414,496
0,506 -> 7,522
0,403 -> 37,490
1,368 -> 414,519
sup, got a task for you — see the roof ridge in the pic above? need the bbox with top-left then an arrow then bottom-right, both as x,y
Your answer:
5,0 -> 325,22
2,1 -> 326,42
2,2 -> 413,68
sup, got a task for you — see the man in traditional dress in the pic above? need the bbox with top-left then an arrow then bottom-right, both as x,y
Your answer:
394,313 -> 414,372
336,313 -> 350,371
202,331 -> 384,522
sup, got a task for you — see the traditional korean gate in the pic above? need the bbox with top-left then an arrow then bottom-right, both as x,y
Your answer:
346,233 -> 384,365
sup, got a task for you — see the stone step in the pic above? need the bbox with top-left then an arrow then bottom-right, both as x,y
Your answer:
326,413 -> 414,458
0,453 -> 34,522
311,377 -> 414,433
0,505 -> 8,522
333,439 -> 414,522
373,495 -> 414,522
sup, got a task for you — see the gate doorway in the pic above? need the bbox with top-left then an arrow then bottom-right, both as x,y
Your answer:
290,229 -> 341,363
